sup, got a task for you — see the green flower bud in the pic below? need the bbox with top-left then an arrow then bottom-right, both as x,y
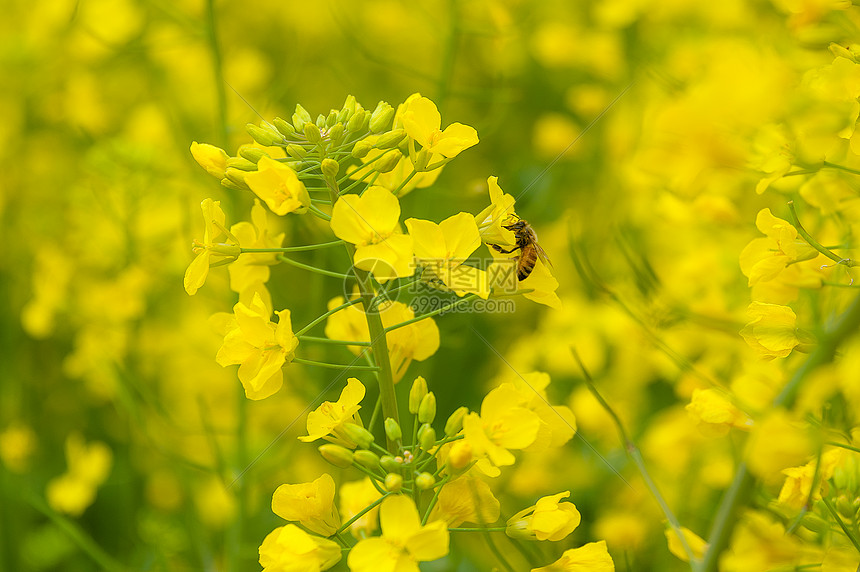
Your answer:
338,95 -> 356,123
239,147 -> 268,163
418,392 -> 436,424
800,512 -> 830,533
224,167 -> 250,190
292,104 -> 312,131
272,117 -> 296,139
415,472 -> 435,491
342,423 -> 375,449
319,444 -> 354,468
226,157 -> 258,171
351,140 -> 373,159
375,129 -> 407,149
375,149 -> 402,174
327,123 -> 345,145
445,406 -> 468,436
384,473 -> 403,492
409,376 -> 428,414
326,110 -> 339,127
246,123 -> 283,147
315,114 -> 327,129
380,455 -> 400,473
286,144 -> 308,160
384,418 -> 402,443
369,101 -> 395,133
347,109 -> 368,133
412,148 -> 431,172
220,178 -> 245,191
417,423 -> 436,452
321,158 -> 340,179
304,122 -> 323,144
836,495 -> 857,519
354,450 -> 381,471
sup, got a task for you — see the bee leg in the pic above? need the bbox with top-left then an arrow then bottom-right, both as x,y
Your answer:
491,244 -> 520,254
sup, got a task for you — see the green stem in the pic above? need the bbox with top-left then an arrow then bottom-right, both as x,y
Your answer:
292,357 -> 379,371
421,474 -> 451,526
240,240 -> 343,253
276,254 -> 352,279
823,497 -> 860,553
700,293 -> 860,572
572,349 -> 699,567
335,493 -> 391,536
26,493 -> 128,572
788,201 -> 856,267
308,204 -> 332,221
391,169 -> 418,197
826,441 -> 860,454
204,0 -> 228,147
298,336 -> 371,347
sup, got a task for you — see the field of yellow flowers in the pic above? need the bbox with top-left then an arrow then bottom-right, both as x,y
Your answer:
4,1 -> 860,570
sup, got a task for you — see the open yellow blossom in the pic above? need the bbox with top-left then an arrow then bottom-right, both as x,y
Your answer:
400,93 -> 479,159
299,377 -> 366,446
406,213 -> 490,298
259,524 -> 341,572
531,541 -> 615,572
463,384 -> 541,468
740,302 -> 802,360
686,388 -> 753,436
505,372 -> 577,450
272,473 -> 341,537
215,292 -> 298,400
330,186 -> 414,282
428,475 -> 500,527
506,491 -> 581,541
46,434 -> 112,517
778,448 -> 845,509
739,208 -> 822,301
347,495 -> 449,572
190,141 -> 229,179
244,156 -> 310,215
184,198 -> 240,295
666,526 -> 708,562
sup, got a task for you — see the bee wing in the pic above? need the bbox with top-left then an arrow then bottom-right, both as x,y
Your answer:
534,242 -> 553,268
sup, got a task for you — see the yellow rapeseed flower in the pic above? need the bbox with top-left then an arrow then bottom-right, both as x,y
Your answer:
506,491 -> 582,542
400,93 -> 479,159
406,213 -> 490,298
244,156 -> 310,215
530,540 -> 615,571
215,292 -> 298,400
347,495 -> 449,571
271,473 -> 341,537
259,524 -> 341,572
329,185 -> 414,282
299,377 -> 366,446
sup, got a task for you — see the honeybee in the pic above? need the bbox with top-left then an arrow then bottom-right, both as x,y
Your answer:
491,216 -> 552,281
